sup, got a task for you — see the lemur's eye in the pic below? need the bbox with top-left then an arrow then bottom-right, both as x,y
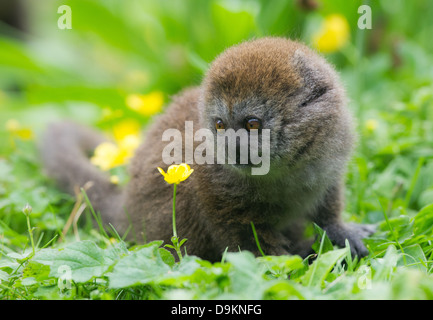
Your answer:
245,118 -> 262,131
215,118 -> 225,131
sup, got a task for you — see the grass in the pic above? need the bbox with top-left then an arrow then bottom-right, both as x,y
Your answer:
1,0 -> 433,300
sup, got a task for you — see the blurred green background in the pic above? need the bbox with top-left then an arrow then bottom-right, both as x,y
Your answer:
1,0 -> 432,136
1,0 -> 433,241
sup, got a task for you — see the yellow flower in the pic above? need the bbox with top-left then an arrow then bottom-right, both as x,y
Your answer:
110,175 -> 120,185
91,120 -> 142,171
118,134 -> 141,160
365,119 -> 379,132
91,136 -> 141,171
157,163 -> 194,185
5,119 -> 33,140
6,119 -> 20,131
126,91 -> 164,116
112,119 -> 141,142
90,142 -> 122,171
312,14 -> 350,53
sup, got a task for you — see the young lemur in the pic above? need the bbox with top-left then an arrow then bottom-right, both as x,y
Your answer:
41,37 -> 374,261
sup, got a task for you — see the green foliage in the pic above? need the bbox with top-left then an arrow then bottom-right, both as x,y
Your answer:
1,0 -> 433,300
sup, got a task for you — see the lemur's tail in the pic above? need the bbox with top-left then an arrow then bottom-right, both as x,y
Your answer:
40,121 -> 126,231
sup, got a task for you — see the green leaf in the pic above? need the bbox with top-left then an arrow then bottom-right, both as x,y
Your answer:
158,247 -> 176,267
211,1 -> 257,46
413,203 -> 433,236
419,188 -> 433,208
22,261 -> 50,282
0,270 -> 9,283
107,242 -> 171,288
264,281 -> 305,300
258,254 -> 304,279
371,245 -> 399,281
302,248 -> 347,288
0,38 -> 43,71
398,244 -> 427,270
379,215 -> 414,244
34,240 -> 113,283
157,255 -> 204,288
223,251 -> 265,299
312,224 -> 334,254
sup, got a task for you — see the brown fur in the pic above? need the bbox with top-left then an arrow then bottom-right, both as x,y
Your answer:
41,37 -> 374,261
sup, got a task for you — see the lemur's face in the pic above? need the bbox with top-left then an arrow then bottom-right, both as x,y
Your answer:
200,38 -> 353,176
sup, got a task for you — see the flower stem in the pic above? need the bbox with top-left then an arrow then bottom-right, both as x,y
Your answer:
171,183 -> 183,261
172,183 -> 177,238
26,214 -> 35,255
22,204 -> 35,256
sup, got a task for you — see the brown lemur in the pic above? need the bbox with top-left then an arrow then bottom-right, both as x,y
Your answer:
41,37 -> 374,261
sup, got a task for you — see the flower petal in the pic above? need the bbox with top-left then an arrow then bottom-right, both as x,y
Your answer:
157,167 -> 167,177
156,163 -> 194,184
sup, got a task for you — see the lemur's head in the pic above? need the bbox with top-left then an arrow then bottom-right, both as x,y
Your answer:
199,37 -> 354,177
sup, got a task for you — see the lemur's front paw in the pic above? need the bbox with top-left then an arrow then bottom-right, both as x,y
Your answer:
324,223 -> 376,258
